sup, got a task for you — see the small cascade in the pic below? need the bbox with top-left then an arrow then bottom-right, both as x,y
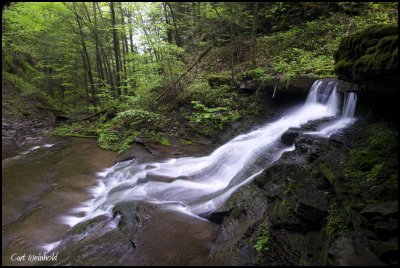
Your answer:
342,92 -> 357,118
305,86 -> 358,138
305,79 -> 338,105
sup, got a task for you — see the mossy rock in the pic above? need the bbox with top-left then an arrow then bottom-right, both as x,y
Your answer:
334,24 -> 398,86
208,74 -> 232,88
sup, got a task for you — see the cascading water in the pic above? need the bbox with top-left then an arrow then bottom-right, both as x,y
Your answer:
45,79 -> 357,251
305,88 -> 358,137
343,92 -> 358,118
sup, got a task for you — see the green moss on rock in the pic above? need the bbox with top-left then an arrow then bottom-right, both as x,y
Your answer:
208,73 -> 232,88
334,24 -> 398,86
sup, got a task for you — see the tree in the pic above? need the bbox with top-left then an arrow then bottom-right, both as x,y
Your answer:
110,2 -> 121,97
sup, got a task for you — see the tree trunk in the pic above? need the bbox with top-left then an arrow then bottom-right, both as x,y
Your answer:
166,3 -> 182,47
119,2 -> 129,95
93,2 -> 105,85
74,3 -> 97,111
251,2 -> 259,68
162,2 -> 173,43
110,2 -> 121,97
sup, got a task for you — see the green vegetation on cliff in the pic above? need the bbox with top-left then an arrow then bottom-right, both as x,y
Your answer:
3,2 -> 397,153
334,24 -> 398,84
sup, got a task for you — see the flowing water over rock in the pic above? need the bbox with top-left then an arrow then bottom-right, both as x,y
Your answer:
2,79 -> 358,265
2,138 -> 116,266
63,79 -> 357,228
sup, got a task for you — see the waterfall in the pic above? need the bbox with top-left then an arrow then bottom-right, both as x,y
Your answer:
305,79 -> 337,104
342,92 -> 357,118
304,85 -> 358,138
58,79 -> 357,232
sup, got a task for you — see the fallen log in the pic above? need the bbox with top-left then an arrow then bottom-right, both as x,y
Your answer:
67,107 -> 110,123
64,134 -> 98,138
37,106 -> 68,114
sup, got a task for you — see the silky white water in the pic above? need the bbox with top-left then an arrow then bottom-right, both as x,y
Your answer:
305,90 -> 358,137
55,79 -> 357,242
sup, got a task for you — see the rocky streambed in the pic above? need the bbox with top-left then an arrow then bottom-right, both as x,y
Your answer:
207,118 -> 398,266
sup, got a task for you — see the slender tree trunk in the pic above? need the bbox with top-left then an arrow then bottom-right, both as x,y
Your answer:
251,2 -> 259,68
93,2 -> 105,85
73,70 -> 78,108
84,69 -> 89,115
74,3 -> 97,111
166,3 -> 182,47
110,2 -> 121,97
128,8 -> 135,54
119,2 -> 129,95
162,2 -> 173,43
229,19 -> 235,85
60,86 -> 65,111
78,48 -> 90,116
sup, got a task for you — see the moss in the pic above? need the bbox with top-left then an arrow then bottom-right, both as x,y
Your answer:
344,123 -> 398,200
97,109 -> 168,153
180,139 -> 194,145
319,163 -> 335,184
159,137 -> 171,146
299,250 -> 311,266
272,198 -> 293,219
326,202 -> 350,237
52,121 -> 99,137
208,73 -> 232,88
334,24 -> 398,85
283,180 -> 297,196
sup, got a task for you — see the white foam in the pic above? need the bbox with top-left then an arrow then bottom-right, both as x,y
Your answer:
41,240 -> 61,252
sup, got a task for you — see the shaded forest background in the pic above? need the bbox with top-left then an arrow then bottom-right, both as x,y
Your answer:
2,2 -> 397,153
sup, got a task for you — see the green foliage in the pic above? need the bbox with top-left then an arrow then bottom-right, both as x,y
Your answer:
51,121 -> 98,137
208,73 -> 232,88
283,180 -> 297,196
113,109 -> 167,131
98,109 -> 168,153
257,4 -> 397,80
180,139 -> 193,145
258,14 -> 350,79
344,123 -> 398,189
3,71 -> 47,101
326,202 -> 350,237
180,80 -> 234,108
180,77 -> 261,118
243,67 -> 273,81
159,137 -> 171,146
254,219 -> 271,253
187,101 -> 240,131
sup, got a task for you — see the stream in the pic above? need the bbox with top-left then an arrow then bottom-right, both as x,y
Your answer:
2,138 -> 116,266
2,79 -> 357,266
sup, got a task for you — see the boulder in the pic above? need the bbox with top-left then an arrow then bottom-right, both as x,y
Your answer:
328,233 -> 383,266
369,238 -> 398,265
237,78 -> 260,94
281,129 -> 300,146
334,24 -> 398,85
360,201 -> 398,218
208,74 -> 231,88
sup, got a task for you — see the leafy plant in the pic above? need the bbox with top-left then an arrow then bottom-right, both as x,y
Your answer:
187,100 -> 240,131
254,220 -> 271,253
326,202 -> 350,237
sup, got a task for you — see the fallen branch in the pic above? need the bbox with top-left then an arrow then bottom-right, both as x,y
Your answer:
64,134 -> 98,138
173,44 -> 214,88
157,43 -> 215,102
67,106 -> 110,123
37,106 -> 68,114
